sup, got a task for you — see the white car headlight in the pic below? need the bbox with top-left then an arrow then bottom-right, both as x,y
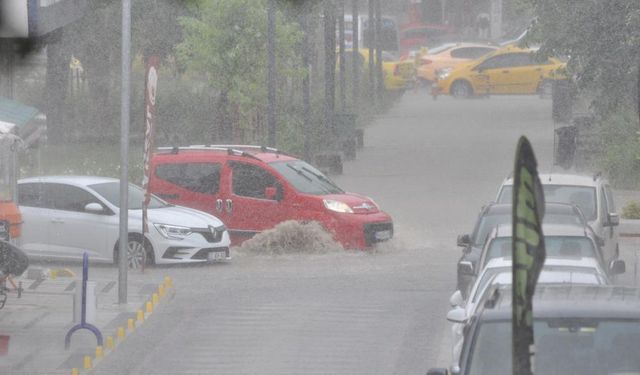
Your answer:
154,223 -> 193,239
437,67 -> 453,80
323,199 -> 354,214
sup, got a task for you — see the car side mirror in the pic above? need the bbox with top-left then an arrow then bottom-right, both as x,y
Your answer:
449,290 -> 464,307
608,213 -> 620,227
446,307 -> 467,324
84,202 -> 105,214
457,234 -> 471,247
609,259 -> 626,275
427,369 -> 449,375
458,261 -> 474,275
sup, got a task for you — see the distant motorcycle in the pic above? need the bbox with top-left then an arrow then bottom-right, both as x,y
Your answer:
0,240 -> 28,309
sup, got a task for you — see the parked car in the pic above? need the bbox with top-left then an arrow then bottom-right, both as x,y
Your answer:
472,223 -> 625,279
456,202 -> 591,295
416,43 -> 497,85
429,285 -> 640,375
435,45 -> 566,97
148,145 -> 393,249
398,22 -> 457,58
17,176 -> 230,268
447,256 -> 610,369
496,173 -> 620,266
341,48 -> 416,92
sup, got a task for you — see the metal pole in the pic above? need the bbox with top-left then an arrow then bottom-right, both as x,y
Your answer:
267,0 -> 277,147
352,0 -> 360,112
118,0 -> 131,305
338,0 -> 346,110
367,0 -> 375,105
324,0 -> 336,136
374,0 -> 383,104
301,12 -> 312,161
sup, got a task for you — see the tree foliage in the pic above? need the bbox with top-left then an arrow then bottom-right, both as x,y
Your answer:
525,0 -> 640,115
177,0 -> 302,116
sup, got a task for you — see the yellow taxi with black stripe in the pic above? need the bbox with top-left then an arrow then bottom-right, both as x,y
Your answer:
435,45 -> 566,98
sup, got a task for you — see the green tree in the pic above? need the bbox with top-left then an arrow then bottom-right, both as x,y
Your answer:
176,0 -> 302,143
525,0 -> 640,115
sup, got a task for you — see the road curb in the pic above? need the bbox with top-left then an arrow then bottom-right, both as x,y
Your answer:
621,219 -> 640,238
69,276 -> 174,375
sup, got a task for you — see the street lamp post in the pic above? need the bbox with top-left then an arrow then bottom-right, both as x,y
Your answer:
118,0 -> 131,305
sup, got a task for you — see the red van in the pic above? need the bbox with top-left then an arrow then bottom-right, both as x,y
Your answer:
148,145 -> 393,249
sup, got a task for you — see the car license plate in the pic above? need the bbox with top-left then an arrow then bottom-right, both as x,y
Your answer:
375,230 -> 391,241
208,251 -> 226,261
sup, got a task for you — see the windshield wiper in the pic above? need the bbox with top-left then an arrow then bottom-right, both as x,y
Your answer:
287,164 -> 312,182
301,167 -> 344,193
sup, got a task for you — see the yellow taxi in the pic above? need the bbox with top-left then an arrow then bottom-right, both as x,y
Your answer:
342,49 -> 416,92
435,45 -> 566,97
416,43 -> 497,84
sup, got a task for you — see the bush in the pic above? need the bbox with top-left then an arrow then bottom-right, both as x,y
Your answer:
623,201 -> 640,220
237,220 -> 343,255
595,108 -> 640,189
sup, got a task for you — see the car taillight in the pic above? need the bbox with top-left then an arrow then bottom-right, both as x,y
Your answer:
393,65 -> 400,76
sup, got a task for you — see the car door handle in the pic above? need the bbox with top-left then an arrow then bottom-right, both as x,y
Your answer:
225,199 -> 233,213
50,218 -> 64,224
216,199 -> 223,213
501,70 -> 509,73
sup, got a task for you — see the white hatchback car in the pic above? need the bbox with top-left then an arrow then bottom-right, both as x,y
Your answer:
17,176 -> 230,267
496,173 -> 620,264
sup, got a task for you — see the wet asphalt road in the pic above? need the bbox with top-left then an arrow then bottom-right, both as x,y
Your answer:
93,92 -> 557,375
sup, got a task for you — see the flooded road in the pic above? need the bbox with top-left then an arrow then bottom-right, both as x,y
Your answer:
93,92 -> 556,374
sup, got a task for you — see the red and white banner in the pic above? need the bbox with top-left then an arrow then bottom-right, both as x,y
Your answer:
142,56 -> 159,234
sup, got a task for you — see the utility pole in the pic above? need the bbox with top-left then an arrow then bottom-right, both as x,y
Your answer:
374,0 -> 383,105
301,10 -> 312,161
267,0 -> 277,147
324,0 -> 336,137
118,0 -> 131,305
367,0 -> 375,106
338,0 -> 346,111
351,0 -> 360,112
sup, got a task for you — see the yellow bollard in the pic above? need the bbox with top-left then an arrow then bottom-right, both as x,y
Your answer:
95,345 -> 104,359
164,276 -> 173,288
158,284 -> 166,297
50,270 -> 57,279
137,309 -> 144,323
117,326 -> 125,340
146,301 -> 153,314
128,318 -> 135,331
106,336 -> 114,350
71,368 -> 79,375
83,355 -> 92,369
152,293 -> 159,306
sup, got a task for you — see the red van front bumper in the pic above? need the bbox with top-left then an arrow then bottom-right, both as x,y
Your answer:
328,212 -> 394,249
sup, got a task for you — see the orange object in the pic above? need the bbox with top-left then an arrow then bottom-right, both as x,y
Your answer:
0,201 -> 21,240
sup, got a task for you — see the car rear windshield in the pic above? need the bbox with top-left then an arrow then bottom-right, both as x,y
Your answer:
466,319 -> 640,375
89,182 -> 167,209
269,160 -> 344,195
485,236 -> 596,265
498,185 -> 597,221
473,211 -> 585,247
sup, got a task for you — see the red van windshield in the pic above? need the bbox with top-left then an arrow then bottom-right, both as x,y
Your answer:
270,160 -> 344,195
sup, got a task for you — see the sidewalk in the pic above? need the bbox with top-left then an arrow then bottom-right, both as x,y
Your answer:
0,265 -> 172,375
